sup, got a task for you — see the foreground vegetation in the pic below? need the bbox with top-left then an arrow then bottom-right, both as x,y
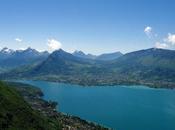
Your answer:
0,81 -> 61,130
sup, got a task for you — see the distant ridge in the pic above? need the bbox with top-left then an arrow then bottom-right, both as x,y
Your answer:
72,50 -> 123,61
96,51 -> 123,61
0,47 -> 49,70
73,50 -> 97,59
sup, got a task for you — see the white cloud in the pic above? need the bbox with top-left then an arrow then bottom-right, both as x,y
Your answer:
47,39 -> 62,52
144,26 -> 152,38
155,42 -> 168,49
143,26 -> 175,49
19,47 -> 25,50
165,33 -> 175,45
15,38 -> 22,42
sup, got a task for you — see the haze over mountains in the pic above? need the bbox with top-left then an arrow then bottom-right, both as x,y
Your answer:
0,47 -> 49,71
0,47 -> 123,71
72,50 -> 123,60
0,47 -> 175,88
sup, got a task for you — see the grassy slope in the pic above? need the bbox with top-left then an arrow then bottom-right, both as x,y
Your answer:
0,81 -> 61,130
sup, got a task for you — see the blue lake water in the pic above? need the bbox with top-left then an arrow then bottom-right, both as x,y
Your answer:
19,80 -> 175,130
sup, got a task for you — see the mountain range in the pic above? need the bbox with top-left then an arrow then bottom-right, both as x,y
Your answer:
0,47 -> 122,71
72,50 -> 123,60
0,47 -> 175,88
0,47 -> 49,72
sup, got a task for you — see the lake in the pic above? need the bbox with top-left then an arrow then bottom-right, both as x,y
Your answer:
19,80 -> 175,130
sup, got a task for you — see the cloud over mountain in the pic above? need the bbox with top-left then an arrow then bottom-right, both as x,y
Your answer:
47,39 -> 62,52
165,33 -> 175,45
155,42 -> 168,49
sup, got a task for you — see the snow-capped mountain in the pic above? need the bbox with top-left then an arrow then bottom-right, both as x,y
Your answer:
72,50 -> 123,61
0,47 -> 15,60
0,47 -> 14,54
0,47 -> 49,69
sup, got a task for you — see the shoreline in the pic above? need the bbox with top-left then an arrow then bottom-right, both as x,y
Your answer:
8,81 -> 111,130
8,78 -> 175,90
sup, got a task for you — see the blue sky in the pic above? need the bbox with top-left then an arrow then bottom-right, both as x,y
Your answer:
0,0 -> 175,54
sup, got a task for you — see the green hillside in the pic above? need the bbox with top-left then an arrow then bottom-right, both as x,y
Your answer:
107,48 -> 175,88
0,81 -> 61,130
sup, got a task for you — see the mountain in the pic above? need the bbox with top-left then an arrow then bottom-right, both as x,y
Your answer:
1,48 -> 175,88
28,49 -> 96,76
1,49 -> 104,84
0,81 -> 61,130
73,50 -> 123,61
72,50 -> 97,59
0,47 -> 49,71
105,48 -> 175,88
0,47 -> 14,60
111,48 -> 175,69
96,52 -> 123,61
0,47 -> 14,54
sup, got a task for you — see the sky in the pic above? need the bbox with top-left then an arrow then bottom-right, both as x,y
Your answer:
0,0 -> 175,54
